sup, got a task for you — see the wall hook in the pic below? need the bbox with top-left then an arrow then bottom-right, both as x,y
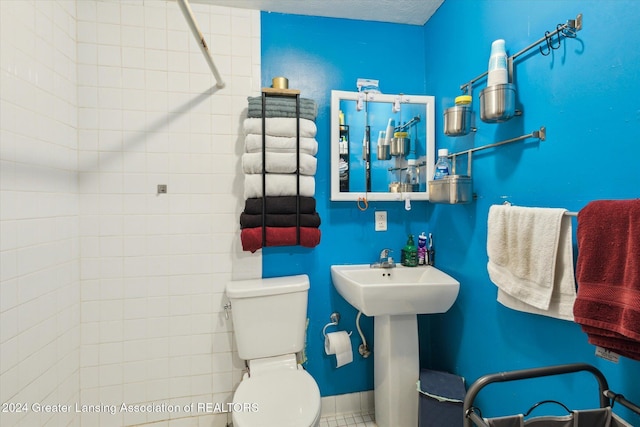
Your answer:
357,196 -> 368,211
551,24 -> 563,49
539,31 -> 552,56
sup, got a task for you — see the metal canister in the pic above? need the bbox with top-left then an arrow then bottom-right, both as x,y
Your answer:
444,95 -> 473,136
479,83 -> 515,123
390,132 -> 409,156
377,130 -> 391,160
272,76 -> 289,89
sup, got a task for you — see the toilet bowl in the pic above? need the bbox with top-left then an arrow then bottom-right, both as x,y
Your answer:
226,275 -> 321,427
231,357 -> 321,426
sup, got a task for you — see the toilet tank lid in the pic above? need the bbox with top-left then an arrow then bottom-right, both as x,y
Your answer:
226,274 -> 309,298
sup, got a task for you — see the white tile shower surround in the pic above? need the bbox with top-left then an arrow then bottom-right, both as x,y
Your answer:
1,0 -> 261,426
1,1 -> 80,427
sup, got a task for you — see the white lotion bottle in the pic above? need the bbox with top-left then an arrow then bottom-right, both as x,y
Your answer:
487,39 -> 508,87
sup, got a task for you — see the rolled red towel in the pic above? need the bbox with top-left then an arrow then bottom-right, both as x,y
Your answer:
241,226 -> 321,253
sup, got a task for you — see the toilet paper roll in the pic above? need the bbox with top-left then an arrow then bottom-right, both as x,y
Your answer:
324,331 -> 353,368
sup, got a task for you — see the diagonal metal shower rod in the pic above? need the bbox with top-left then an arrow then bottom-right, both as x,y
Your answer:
176,0 -> 226,89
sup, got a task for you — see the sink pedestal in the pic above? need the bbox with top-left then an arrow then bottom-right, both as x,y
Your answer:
330,263 -> 460,427
374,314 -> 419,427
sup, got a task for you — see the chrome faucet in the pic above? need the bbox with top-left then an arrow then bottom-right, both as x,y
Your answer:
371,248 -> 396,268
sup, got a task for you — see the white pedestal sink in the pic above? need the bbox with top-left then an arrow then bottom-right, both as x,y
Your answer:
330,264 -> 460,427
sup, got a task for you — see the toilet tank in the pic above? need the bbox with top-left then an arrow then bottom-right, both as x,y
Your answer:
226,274 -> 310,361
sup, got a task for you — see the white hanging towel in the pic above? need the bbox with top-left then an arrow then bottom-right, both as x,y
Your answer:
244,134 -> 319,156
244,174 -> 315,199
242,152 -> 318,176
243,117 -> 317,138
486,205 -> 576,321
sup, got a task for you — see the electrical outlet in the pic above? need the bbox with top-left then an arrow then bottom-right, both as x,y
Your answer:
157,184 -> 167,194
375,211 -> 387,231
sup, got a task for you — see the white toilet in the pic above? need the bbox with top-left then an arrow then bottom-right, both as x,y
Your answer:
226,274 -> 321,427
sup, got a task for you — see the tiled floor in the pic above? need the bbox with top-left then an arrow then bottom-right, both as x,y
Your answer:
318,411 -> 377,427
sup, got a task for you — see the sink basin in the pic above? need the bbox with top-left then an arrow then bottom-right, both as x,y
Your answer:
331,263 -> 460,427
330,264 -> 460,317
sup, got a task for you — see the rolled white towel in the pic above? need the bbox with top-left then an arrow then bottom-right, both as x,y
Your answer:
243,117 -> 317,138
244,174 -> 315,199
242,152 -> 317,176
244,134 -> 318,156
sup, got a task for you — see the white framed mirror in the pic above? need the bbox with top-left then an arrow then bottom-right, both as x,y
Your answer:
330,90 -> 435,202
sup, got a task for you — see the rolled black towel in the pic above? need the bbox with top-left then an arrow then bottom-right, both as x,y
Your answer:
244,196 -> 317,215
240,213 -> 321,229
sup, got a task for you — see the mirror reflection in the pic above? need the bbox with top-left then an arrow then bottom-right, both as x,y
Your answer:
331,91 -> 435,201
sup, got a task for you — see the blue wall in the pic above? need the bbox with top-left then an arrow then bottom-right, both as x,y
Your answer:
260,14 -> 432,397
262,1 -> 640,422
424,0 -> 640,422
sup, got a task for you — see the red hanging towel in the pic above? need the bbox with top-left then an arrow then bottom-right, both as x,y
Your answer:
573,199 -> 640,360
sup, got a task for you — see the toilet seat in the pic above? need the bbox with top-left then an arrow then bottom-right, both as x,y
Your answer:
232,369 -> 321,427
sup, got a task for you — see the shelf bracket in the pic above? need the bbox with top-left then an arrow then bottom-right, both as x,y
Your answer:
459,13 -> 583,94
450,126 -> 546,160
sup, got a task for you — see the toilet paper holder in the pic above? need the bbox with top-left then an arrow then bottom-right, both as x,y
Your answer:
322,312 -> 352,338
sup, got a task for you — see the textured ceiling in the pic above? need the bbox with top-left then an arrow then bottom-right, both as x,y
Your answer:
200,0 -> 445,25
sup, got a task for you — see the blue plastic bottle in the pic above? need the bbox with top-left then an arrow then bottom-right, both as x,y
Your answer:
433,149 -> 452,180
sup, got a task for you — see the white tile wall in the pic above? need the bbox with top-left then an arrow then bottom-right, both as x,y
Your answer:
1,0 -> 261,426
0,1 -> 80,426
76,1 -> 261,426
